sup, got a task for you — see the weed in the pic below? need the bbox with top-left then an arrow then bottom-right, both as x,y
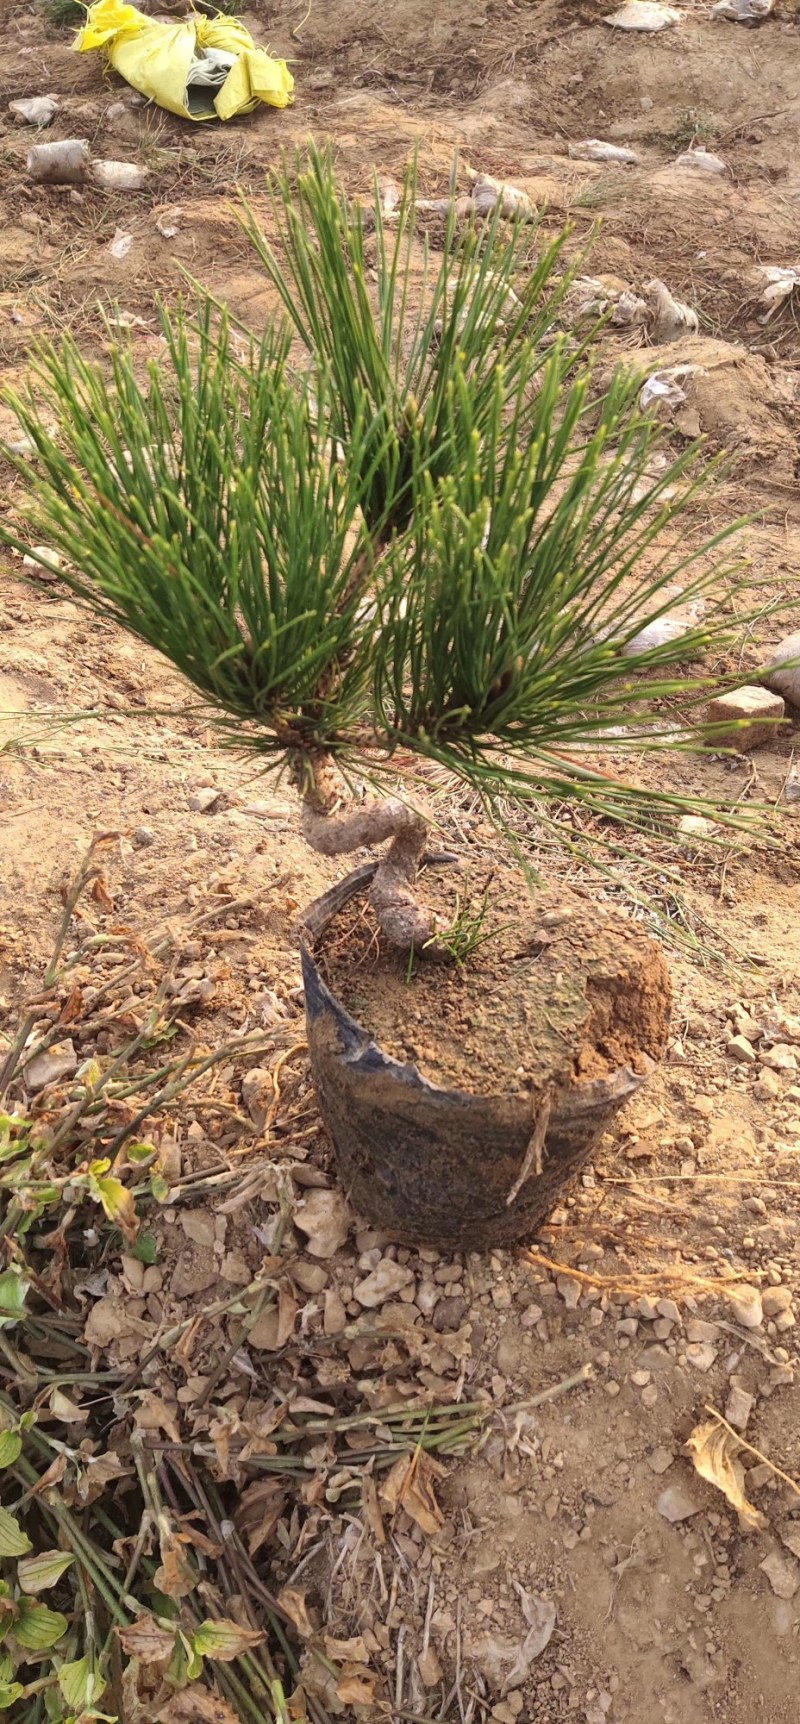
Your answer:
40,0 -> 85,29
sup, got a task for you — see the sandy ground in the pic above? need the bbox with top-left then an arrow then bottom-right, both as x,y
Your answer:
2,1 -> 800,1721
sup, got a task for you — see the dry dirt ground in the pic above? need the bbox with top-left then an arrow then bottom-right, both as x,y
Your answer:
2,2 -> 800,1722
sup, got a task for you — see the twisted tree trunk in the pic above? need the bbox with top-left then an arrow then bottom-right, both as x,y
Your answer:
300,756 -> 438,949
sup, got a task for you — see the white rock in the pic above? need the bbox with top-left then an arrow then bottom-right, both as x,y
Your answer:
108,228 -> 133,261
762,1287 -> 793,1318
685,1341 -> 718,1372
760,1044 -> 798,1072
621,614 -> 697,657
605,1 -> 681,27
686,1319 -> 720,1343
24,1039 -> 78,1092
22,546 -> 62,574
726,1035 -> 757,1064
675,148 -> 728,175
556,1274 -> 580,1309
658,1483 -> 702,1523
293,1189 -> 352,1258
728,1285 -> 763,1329
9,96 -> 59,126
712,0 -> 774,17
91,161 -> 148,191
568,140 -> 639,164
189,787 -> 222,812
677,815 -> 716,842
760,1549 -> 800,1600
763,631 -> 800,707
725,1385 -> 754,1430
353,1259 -> 414,1308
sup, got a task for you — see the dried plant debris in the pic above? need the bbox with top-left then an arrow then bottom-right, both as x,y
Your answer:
686,1417 -> 766,1532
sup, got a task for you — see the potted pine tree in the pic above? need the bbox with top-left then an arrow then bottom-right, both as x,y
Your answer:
1,152 -> 744,1248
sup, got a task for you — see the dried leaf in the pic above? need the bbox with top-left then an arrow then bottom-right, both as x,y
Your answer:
49,1387 -> 86,1424
193,1618 -> 265,1661
361,1473 -> 385,1546
335,1666 -> 378,1706
154,1528 -> 197,1598
380,1450 -> 446,1537
74,1448 -> 130,1507
686,1418 -> 766,1532
117,1614 -> 177,1665
133,1392 -> 180,1443
234,1477 -> 287,1557
156,1688 -> 241,1723
277,1586 -> 315,1639
324,1635 -> 369,1663
248,1282 -> 297,1351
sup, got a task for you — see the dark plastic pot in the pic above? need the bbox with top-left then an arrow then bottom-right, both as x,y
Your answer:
300,866 -> 646,1251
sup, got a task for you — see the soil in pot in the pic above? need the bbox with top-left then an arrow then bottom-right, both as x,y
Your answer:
306,859 -> 671,1249
316,862 -> 671,1102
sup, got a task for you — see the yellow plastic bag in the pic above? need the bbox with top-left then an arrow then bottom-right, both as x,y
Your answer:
74,0 -> 294,123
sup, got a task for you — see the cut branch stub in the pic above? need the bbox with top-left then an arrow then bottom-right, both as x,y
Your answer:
301,794 -> 436,949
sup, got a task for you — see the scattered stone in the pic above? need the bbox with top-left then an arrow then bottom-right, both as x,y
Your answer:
105,101 -> 127,122
781,1527 -> 800,1562
418,1645 -> 443,1687
731,1006 -> 764,1042
726,1034 -> 757,1064
220,1250 -> 251,1286
24,1039 -> 77,1092
657,1298 -> 681,1324
775,1309 -> 796,1333
179,1209 -> 216,1250
760,1549 -> 800,1600
725,1385 -> 754,1431
675,147 -> 728,174
568,139 -> 639,164
91,160 -> 148,191
707,686 -> 785,751
762,1287 -> 793,1318
641,1385 -> 659,1409
556,1274 -> 581,1309
292,1261 -> 328,1295
605,0 -> 681,27
658,1483 -> 702,1523
631,1369 -> 651,1387
241,1067 -> 271,1129
638,1295 -> 660,1320
294,1189 -> 351,1258
685,1342 -> 718,1372
353,1259 -> 414,1308
687,1319 -> 721,1344
189,786 -> 223,812
323,1289 -> 347,1335
433,1294 -> 468,1332
754,1069 -> 782,1100
763,631 -> 800,707
27,138 -> 90,184
728,1285 -> 763,1329
133,825 -> 155,847
648,1446 -> 675,1474
677,814 -> 715,842
171,1249 -> 217,1298
761,1044 -> 798,1073
10,96 -> 60,126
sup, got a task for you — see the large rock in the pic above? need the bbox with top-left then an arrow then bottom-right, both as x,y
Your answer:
706,686 -> 785,751
763,632 -> 800,707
